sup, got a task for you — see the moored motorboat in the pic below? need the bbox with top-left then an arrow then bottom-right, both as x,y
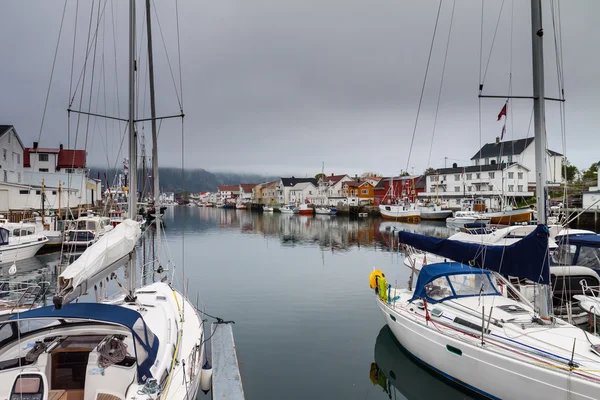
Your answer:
0,223 -> 48,264
446,211 -> 491,228
419,204 -> 452,220
297,203 -> 314,215
379,203 -> 420,222
315,206 -> 337,215
279,205 -> 297,214
263,205 -> 274,212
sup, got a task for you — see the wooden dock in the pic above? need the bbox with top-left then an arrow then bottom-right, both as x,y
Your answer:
211,322 -> 245,400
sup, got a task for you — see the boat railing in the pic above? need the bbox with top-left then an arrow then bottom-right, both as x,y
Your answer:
0,280 -> 50,312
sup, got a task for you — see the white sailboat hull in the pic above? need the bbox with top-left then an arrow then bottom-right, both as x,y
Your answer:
378,297 -> 600,400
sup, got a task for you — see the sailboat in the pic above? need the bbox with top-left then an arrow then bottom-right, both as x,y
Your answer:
0,2 -> 208,398
370,1 -> 600,398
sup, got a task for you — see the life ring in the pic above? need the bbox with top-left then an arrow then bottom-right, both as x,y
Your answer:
369,270 -> 385,289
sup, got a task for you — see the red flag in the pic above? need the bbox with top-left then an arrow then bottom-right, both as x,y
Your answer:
497,102 -> 507,121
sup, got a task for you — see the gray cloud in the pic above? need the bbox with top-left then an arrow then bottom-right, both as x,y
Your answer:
1,0 -> 598,178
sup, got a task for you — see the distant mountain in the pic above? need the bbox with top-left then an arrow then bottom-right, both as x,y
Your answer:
88,167 -> 278,193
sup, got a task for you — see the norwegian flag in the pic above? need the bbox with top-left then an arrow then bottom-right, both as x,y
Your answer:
497,102 -> 507,121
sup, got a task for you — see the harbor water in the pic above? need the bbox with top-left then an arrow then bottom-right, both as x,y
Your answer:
7,207 -> 599,399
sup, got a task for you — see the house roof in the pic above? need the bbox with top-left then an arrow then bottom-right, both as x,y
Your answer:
427,162 -> 529,175
323,174 -> 348,185
345,181 -> 361,188
217,185 -> 239,192
24,146 -> 86,168
290,182 -> 316,190
470,137 -> 563,160
240,183 -> 258,193
281,177 -> 317,187
0,125 -> 25,150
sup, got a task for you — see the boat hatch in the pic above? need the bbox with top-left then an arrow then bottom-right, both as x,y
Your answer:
496,304 -> 528,314
410,262 -> 500,305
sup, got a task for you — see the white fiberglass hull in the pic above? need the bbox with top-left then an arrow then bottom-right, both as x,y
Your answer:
377,296 -> 600,400
446,216 -> 491,228
0,239 -> 47,264
420,209 -> 452,220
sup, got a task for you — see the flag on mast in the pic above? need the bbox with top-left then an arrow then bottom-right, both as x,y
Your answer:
497,102 -> 507,121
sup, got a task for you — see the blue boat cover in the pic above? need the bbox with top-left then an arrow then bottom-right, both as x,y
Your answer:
9,303 -> 159,383
557,233 -> 600,248
410,262 -> 498,304
398,224 -> 550,284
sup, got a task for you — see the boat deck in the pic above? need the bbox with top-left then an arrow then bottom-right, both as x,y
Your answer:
212,322 -> 245,400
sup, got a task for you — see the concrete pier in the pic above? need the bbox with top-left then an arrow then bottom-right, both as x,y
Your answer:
211,322 -> 245,400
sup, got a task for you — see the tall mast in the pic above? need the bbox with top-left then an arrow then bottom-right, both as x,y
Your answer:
146,0 -> 159,207
146,0 -> 162,264
128,0 -> 137,220
531,0 -> 551,318
127,0 -> 137,298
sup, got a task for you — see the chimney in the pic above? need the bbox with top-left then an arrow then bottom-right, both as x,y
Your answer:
59,143 -> 63,150
452,163 -> 457,168
331,173 -> 334,177
495,137 -> 500,144
33,141 -> 38,149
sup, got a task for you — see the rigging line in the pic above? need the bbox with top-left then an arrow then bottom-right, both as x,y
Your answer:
477,0 -> 485,181
69,0 -> 109,107
481,0 -> 506,87
175,0 -> 184,110
404,0 -> 442,175
151,0 -> 182,109
110,0 -> 121,120
68,0 -> 80,149
427,0 -> 456,169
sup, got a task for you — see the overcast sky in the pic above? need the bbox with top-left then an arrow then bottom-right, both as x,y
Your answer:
1,0 -> 598,177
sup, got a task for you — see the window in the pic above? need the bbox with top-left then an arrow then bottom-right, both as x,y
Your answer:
430,186 -> 436,192
488,172 -> 495,179
362,189 -> 369,195
508,185 -> 514,192
308,191 -> 312,195
508,172 -> 514,179
36,190 -> 41,195
39,168 -> 49,172
468,186 -> 472,192
485,158 -> 489,165
508,155 -> 513,163
476,173 -> 480,179
466,173 -> 472,180
52,191 -> 57,195
19,190 -> 29,195
475,159 -> 480,166
38,153 -> 49,162
16,154 -> 20,164
2,149 -> 6,161
518,172 -> 523,179
17,172 -> 21,183
454,174 -> 460,181
7,133 -> 10,143
475,184 -> 480,191
576,246 -> 600,269
518,185 -> 523,192
3,171 -> 6,182
454,186 -> 460,192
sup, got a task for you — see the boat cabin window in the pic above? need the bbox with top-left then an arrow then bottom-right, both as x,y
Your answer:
552,244 -> 577,265
12,228 -> 33,237
423,273 -> 498,303
577,246 -> 600,269
425,277 -> 453,300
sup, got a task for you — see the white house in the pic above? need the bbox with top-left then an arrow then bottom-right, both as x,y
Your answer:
0,125 -> 25,184
288,182 -> 319,204
418,162 -> 533,209
277,177 -> 318,204
239,184 -> 257,202
322,174 -> 352,206
217,185 -> 239,202
583,162 -> 600,210
470,137 -> 563,184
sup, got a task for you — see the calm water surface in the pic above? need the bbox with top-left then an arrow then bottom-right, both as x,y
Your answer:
13,207 -> 598,399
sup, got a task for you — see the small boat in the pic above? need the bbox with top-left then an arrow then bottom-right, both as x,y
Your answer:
297,203 -> 314,215
279,205 -> 297,214
216,202 -> 224,208
483,206 -> 533,224
206,203 -> 214,207
263,206 -> 274,212
223,203 -> 234,209
64,216 -> 113,248
315,207 -> 336,215
379,203 -> 420,222
236,202 -> 247,209
419,204 -> 452,220
0,223 -> 48,264
446,211 -> 491,228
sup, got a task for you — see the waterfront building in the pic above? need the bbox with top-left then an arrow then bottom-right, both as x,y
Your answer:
277,177 -> 318,204
343,181 -> 374,205
239,183 -> 257,202
374,175 -> 425,205
583,162 -> 600,210
288,182 -> 322,205
217,185 -> 240,202
322,174 -> 352,206
256,180 -> 278,205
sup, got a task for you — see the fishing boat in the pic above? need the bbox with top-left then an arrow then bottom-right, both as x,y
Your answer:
0,223 -> 48,264
280,205 -> 297,214
236,202 -> 247,209
419,203 -> 452,220
446,211 -> 491,228
63,216 -> 113,248
379,202 -> 420,222
297,203 -> 313,215
461,197 -> 532,224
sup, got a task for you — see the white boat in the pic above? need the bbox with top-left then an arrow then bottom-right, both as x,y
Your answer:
64,216 -> 114,248
0,223 -> 48,264
379,203 -> 420,222
297,203 -> 313,215
280,205 -> 297,214
315,207 -> 337,215
419,204 -> 452,220
236,202 -> 247,209
446,211 -> 490,228
263,205 -> 274,212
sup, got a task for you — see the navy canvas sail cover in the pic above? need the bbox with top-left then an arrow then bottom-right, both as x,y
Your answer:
398,224 -> 550,284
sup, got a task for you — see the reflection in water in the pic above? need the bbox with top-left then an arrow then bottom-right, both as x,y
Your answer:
186,207 -> 455,251
372,325 -> 477,400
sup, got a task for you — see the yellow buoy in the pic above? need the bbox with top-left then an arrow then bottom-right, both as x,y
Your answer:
369,270 -> 385,289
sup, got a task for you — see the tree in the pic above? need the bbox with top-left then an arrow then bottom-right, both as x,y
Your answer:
314,173 -> 326,181
424,167 -> 435,175
361,172 -> 382,178
399,171 -> 409,177
561,159 -> 579,183
582,161 -> 600,181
